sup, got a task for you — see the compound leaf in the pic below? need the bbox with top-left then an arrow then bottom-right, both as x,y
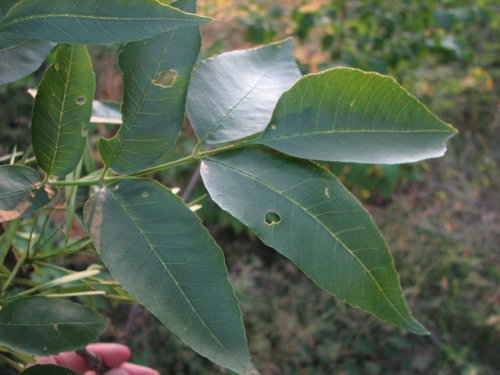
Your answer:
201,147 -> 428,335
0,0 -> 210,45
84,179 -> 257,375
0,297 -> 107,355
32,44 -> 95,177
99,0 -> 201,174
0,165 -> 55,222
187,38 -> 301,144
257,68 -> 457,164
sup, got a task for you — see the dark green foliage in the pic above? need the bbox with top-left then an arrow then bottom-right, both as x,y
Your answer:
0,1 -> 469,374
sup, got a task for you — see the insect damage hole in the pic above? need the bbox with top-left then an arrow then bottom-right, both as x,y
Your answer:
75,96 -> 86,105
153,69 -> 177,88
265,211 -> 282,225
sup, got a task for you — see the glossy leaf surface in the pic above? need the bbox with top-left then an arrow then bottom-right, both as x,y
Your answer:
99,0 -> 201,174
257,68 -> 457,164
21,365 -> 79,375
0,165 -> 55,222
201,147 -> 428,334
188,39 -> 301,144
32,44 -> 94,177
0,297 -> 107,355
84,179 -> 257,374
0,0 -> 210,44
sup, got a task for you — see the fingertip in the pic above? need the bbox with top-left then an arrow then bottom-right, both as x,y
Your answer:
120,362 -> 159,375
105,369 -> 129,375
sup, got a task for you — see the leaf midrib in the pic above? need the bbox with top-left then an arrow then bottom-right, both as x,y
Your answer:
207,157 -> 416,329
201,48 -> 283,142
45,45 -> 73,176
260,128 -> 455,142
105,30 -> 177,169
2,14 -> 194,27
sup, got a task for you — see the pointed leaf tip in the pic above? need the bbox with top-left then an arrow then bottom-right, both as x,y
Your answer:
84,179 -> 256,374
201,147 -> 427,334
0,0 -> 211,44
257,68 -> 457,164
32,44 -> 95,177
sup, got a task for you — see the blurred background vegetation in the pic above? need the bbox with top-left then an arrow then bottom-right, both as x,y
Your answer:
1,0 -> 498,374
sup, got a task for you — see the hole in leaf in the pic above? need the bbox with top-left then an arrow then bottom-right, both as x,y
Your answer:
141,191 -> 150,198
265,211 -> 282,225
54,63 -> 60,71
81,127 -> 89,137
75,96 -> 86,106
153,69 -> 177,88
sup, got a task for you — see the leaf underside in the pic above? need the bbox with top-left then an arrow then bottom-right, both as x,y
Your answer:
257,68 -> 457,164
0,32 -> 53,85
0,165 -> 55,222
84,179 -> 257,374
31,44 -> 95,177
201,147 -> 428,335
99,0 -> 201,174
187,38 -> 301,144
0,297 -> 107,355
0,0 -> 210,45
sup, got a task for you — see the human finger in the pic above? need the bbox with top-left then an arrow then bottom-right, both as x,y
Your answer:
52,351 -> 90,373
86,343 -> 131,368
119,362 -> 159,375
34,355 -> 58,365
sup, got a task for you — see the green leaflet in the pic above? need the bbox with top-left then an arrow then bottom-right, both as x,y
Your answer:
0,32 -> 53,85
0,0 -> 53,85
187,38 -> 301,144
0,297 -> 107,355
21,365 -> 79,375
0,0 -> 210,44
0,165 -> 55,222
257,68 -> 457,164
201,147 -> 428,335
84,179 -> 257,375
32,44 -> 95,177
99,0 -> 201,174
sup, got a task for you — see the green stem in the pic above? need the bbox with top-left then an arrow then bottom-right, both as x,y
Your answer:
0,152 -> 23,163
0,353 -> 23,371
29,214 -> 51,259
48,178 -> 102,187
0,218 -> 21,265
64,157 -> 84,246
48,141 -> 250,187
32,238 -> 93,260
1,214 -> 39,295
129,141 -> 249,178
129,154 -> 198,178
